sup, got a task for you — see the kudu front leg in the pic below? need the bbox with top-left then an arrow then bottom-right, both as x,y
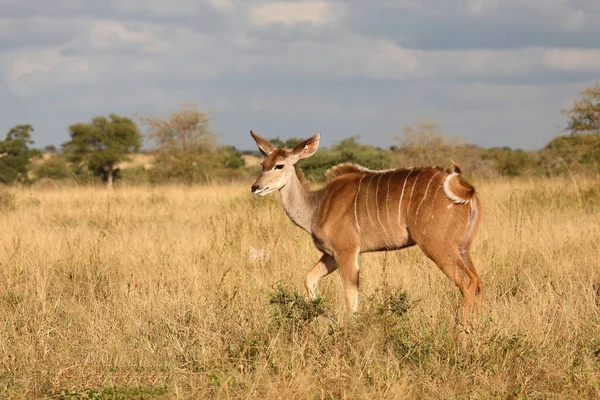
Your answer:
305,254 -> 338,300
336,249 -> 360,313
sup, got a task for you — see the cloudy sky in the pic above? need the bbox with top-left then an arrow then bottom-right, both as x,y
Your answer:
1,0 -> 599,151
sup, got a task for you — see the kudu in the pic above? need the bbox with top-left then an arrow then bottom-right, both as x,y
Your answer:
250,130 -> 483,328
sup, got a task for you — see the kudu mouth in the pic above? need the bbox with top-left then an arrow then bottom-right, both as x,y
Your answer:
251,184 -> 272,196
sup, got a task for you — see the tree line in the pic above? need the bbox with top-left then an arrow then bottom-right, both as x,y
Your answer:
1,83 -> 599,187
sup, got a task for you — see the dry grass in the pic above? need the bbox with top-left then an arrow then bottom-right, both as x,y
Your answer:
1,177 -> 599,399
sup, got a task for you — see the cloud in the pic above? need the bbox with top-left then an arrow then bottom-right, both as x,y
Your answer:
250,1 -> 344,27
88,20 -> 168,53
542,48 -> 600,71
0,48 -> 97,97
109,0 -> 222,17
279,35 -> 419,80
207,0 -> 235,12
0,0 -> 599,151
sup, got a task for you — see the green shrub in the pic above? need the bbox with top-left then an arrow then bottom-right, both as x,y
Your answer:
32,156 -> 72,180
269,285 -> 329,332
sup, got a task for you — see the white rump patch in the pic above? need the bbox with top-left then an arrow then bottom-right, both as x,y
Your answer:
443,173 -> 469,205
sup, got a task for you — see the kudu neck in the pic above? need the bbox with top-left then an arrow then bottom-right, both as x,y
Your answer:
278,166 -> 317,234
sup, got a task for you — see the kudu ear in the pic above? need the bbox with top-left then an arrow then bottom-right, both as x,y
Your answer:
250,130 -> 275,156
292,132 -> 320,159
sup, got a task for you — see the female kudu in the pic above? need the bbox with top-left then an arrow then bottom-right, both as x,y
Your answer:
250,130 -> 483,328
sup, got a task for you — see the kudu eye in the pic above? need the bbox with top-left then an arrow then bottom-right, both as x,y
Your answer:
274,164 -> 284,170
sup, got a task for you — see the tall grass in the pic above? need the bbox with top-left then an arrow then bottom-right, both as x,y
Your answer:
1,178 -> 599,398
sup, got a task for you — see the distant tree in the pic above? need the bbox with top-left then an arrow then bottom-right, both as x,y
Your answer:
394,119 -> 464,166
62,114 -> 141,187
541,133 -> 600,174
482,147 -> 534,177
0,124 -> 41,184
223,146 -> 246,169
563,82 -> 600,135
299,136 -> 395,180
140,104 -> 223,183
269,137 -> 304,149
393,119 -> 495,177
44,144 -> 57,153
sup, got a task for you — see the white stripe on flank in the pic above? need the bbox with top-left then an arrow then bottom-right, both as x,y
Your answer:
354,174 -> 366,233
376,173 -> 386,232
407,169 -> 426,224
376,172 -> 391,247
385,172 -> 393,229
415,171 -> 441,220
397,168 -> 414,228
431,175 -> 444,208
365,175 -> 376,227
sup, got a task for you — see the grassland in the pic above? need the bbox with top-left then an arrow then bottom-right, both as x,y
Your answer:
1,177 -> 599,399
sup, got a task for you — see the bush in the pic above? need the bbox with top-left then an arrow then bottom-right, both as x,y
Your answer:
541,133 -> 600,175
299,136 -> 395,181
482,147 -> 539,177
117,166 -> 151,186
32,156 -> 72,180
269,285 -> 329,333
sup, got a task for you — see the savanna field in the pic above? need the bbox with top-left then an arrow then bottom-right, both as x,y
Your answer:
1,177 -> 600,399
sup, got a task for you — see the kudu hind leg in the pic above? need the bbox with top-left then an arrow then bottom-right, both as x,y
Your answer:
462,251 -> 483,328
436,255 -> 478,330
305,254 -> 339,300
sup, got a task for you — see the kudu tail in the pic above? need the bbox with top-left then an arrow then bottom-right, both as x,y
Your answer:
443,164 -> 481,263
444,163 -> 483,326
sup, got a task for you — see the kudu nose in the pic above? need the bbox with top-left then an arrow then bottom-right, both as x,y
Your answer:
251,184 -> 259,193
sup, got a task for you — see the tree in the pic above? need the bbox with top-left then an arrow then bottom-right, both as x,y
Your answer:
140,104 -> 222,183
44,144 -> 57,153
63,114 -> 141,187
541,133 -> 600,174
394,119 -> 464,167
393,119 -> 496,177
563,82 -> 600,135
0,124 -> 40,184
482,147 -> 534,177
269,137 -> 304,149
297,136 -> 395,180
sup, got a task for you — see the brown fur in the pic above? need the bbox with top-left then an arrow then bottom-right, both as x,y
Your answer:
325,163 -> 370,181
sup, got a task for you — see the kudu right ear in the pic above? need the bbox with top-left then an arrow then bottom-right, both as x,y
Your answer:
292,132 -> 320,159
250,130 -> 275,156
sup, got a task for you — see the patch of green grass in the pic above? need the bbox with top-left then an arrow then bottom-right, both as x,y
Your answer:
269,285 -> 329,332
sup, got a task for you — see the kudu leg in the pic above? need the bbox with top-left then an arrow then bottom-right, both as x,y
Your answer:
305,254 -> 339,300
436,256 -> 478,330
462,252 -> 483,328
336,250 -> 360,313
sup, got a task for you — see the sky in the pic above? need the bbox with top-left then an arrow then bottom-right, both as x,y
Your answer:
0,0 -> 599,151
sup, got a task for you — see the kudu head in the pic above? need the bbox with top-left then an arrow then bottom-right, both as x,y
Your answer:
249,130 -> 320,196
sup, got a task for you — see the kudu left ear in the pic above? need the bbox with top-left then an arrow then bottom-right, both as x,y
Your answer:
292,132 -> 320,159
250,130 -> 275,157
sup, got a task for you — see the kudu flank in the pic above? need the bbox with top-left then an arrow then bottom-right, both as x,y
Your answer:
250,130 -> 483,328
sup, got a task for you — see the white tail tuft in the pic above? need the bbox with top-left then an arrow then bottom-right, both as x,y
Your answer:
443,173 -> 469,204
